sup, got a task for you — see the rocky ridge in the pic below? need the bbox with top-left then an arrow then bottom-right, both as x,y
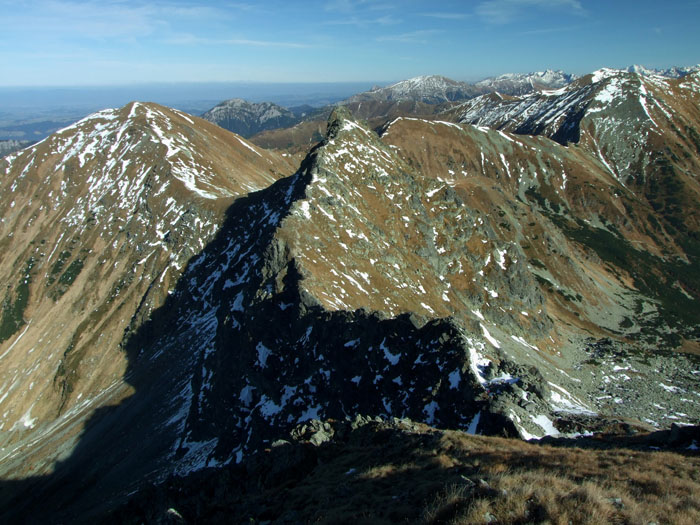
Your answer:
343,75 -> 486,105
1,68 -> 700,521
450,69 -> 700,269
626,64 -> 700,78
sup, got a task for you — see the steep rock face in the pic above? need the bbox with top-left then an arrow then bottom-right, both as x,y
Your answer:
452,69 -> 700,262
0,102 -> 295,475
454,69 -> 700,175
380,117 -> 700,353
201,98 -> 299,138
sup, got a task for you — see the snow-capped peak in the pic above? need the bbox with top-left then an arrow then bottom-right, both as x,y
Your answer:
590,68 -> 624,83
626,64 -> 700,78
344,74 -> 479,104
475,70 -> 578,95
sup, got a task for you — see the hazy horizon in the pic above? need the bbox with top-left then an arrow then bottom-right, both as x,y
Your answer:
0,81 -> 381,112
0,80 -> 381,141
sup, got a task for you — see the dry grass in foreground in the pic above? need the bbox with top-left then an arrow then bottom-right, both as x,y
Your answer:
423,430 -> 700,525
109,419 -> 700,524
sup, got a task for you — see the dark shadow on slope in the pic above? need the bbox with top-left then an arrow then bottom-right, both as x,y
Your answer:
103,419 -> 700,524
0,122 -> 528,522
513,94 -> 592,146
0,148 -> 320,523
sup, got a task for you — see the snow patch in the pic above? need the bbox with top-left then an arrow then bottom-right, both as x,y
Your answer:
236,136 -> 262,157
480,323 -> 501,348
256,342 -> 272,368
448,369 -> 461,390
467,411 -> 481,435
380,339 -> 401,365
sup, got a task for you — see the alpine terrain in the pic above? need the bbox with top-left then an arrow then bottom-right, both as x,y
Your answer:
0,67 -> 699,523
474,69 -> 579,96
242,72 -> 580,155
201,98 -> 301,138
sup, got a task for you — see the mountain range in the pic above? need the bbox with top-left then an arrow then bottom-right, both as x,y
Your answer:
202,71 -> 582,139
201,98 -> 302,138
626,64 -> 700,78
1,66 -> 699,522
203,66 -> 700,156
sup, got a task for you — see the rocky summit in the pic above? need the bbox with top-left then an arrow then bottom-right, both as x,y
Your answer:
201,98 -> 300,138
344,75 -> 486,104
474,69 -> 579,96
0,68 -> 699,522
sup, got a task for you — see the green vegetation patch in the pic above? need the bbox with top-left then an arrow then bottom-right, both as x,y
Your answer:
526,185 -> 700,345
0,257 -> 35,343
564,217 -> 700,333
59,258 -> 85,286
47,248 -> 88,301
46,250 -> 72,286
685,125 -> 700,156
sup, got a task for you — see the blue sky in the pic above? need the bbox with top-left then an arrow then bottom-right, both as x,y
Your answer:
2,0 -> 699,86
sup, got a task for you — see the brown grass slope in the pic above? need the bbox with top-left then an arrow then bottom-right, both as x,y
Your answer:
108,418 -> 700,525
248,99 -> 447,156
0,102 -> 296,476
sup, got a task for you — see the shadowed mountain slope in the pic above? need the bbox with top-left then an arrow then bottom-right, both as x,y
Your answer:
108,418 -> 700,525
1,75 -> 699,521
0,102 -> 296,479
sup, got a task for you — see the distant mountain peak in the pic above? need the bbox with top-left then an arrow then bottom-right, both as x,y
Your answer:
475,70 -> 578,95
344,74 -> 483,104
395,74 -> 454,84
590,67 -> 623,83
625,63 -> 700,78
201,98 -> 298,138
